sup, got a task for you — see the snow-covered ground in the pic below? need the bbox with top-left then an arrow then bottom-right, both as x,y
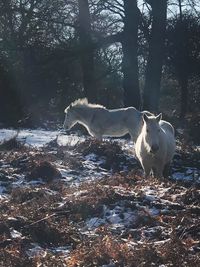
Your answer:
0,128 -> 199,186
0,128 -> 84,147
0,128 -> 134,188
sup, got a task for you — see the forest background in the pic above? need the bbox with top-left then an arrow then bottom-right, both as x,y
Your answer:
0,0 -> 199,142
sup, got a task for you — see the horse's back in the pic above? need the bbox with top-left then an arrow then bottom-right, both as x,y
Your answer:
104,107 -> 140,123
160,120 -> 176,163
92,106 -> 140,139
93,106 -> 140,126
160,120 -> 175,136
108,106 -> 138,115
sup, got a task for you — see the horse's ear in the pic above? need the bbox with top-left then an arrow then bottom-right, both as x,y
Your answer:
143,113 -> 149,123
64,104 -> 72,113
156,113 -> 162,122
67,104 -> 73,110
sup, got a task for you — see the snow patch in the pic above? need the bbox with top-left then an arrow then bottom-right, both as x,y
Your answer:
0,129 -> 84,148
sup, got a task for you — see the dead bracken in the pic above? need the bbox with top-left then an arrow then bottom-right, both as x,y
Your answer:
0,136 -> 199,266
0,134 -> 25,151
27,161 -> 62,182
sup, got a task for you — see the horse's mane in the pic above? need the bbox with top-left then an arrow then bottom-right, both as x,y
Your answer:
71,98 -> 106,109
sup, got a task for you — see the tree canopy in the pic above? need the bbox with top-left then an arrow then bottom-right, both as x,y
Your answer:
0,0 -> 199,126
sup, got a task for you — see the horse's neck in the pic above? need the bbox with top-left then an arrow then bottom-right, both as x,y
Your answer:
137,113 -> 144,132
75,107 -> 94,125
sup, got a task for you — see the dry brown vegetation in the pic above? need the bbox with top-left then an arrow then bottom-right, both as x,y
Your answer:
0,137 -> 199,266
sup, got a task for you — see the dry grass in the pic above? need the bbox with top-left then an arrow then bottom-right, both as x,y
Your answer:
0,134 -> 25,151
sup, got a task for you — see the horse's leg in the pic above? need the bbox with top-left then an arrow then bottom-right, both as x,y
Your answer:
96,135 -> 103,142
93,132 -> 103,142
129,130 -> 136,143
154,165 -> 164,179
137,156 -> 152,178
142,161 -> 151,179
163,162 -> 171,178
144,167 -> 151,179
89,129 -> 103,142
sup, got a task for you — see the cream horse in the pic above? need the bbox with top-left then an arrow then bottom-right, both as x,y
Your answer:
135,113 -> 176,178
63,98 -> 145,142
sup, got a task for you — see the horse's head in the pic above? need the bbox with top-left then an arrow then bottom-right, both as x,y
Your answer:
63,104 -> 78,130
142,113 -> 162,154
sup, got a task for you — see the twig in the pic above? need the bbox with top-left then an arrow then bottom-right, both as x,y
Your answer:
25,211 -> 70,227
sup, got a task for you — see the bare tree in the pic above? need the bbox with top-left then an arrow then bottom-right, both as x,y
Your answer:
167,0 -> 200,117
122,0 -> 141,108
78,0 -> 95,102
143,0 -> 167,112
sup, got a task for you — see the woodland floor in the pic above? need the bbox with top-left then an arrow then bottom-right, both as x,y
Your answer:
0,130 -> 199,267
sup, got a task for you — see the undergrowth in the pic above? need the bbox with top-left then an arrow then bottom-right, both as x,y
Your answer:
0,138 -> 199,266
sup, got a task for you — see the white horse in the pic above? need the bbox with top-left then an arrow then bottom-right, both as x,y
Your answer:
63,98 -> 144,141
135,113 -> 175,178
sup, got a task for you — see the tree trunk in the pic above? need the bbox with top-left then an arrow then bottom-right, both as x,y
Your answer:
78,0 -> 95,103
177,0 -> 189,118
143,0 -> 167,112
122,0 -> 141,108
